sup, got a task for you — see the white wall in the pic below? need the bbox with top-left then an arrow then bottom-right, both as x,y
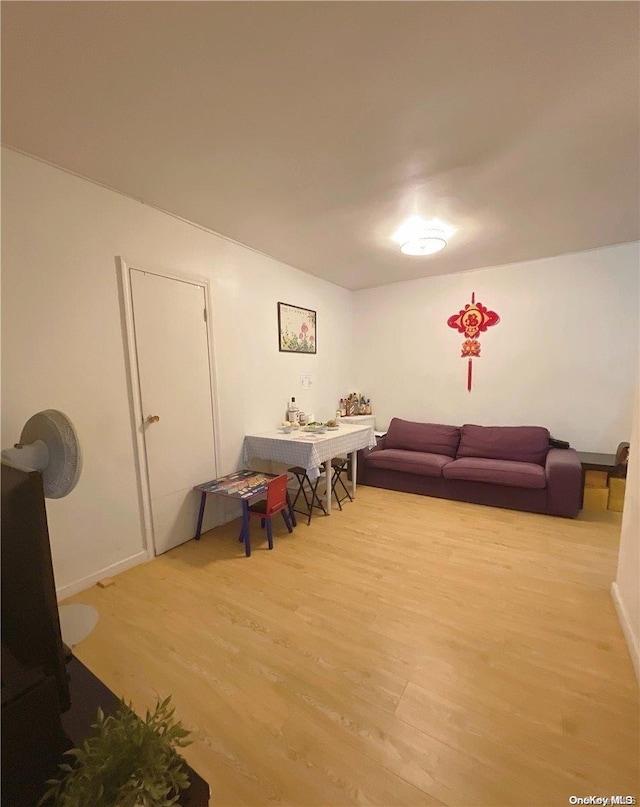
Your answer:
612,385 -> 640,682
3,147 -> 638,601
354,244 -> 639,451
1,149 -> 353,596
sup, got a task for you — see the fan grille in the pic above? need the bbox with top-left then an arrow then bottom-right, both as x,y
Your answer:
20,410 -> 82,498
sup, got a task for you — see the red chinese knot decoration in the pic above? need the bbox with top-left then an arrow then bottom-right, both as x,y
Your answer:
447,292 -> 500,391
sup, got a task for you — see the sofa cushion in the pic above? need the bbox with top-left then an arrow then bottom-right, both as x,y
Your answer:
457,424 -> 549,466
366,448 -> 452,478
442,457 -> 547,489
384,418 -> 461,458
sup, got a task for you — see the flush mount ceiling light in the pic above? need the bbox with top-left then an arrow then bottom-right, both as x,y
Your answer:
393,216 -> 455,256
400,233 -> 447,256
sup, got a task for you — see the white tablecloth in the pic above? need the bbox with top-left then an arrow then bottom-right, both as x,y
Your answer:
339,414 -> 376,429
243,423 -> 376,480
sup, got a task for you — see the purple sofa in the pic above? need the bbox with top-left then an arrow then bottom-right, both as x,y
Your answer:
358,418 -> 582,518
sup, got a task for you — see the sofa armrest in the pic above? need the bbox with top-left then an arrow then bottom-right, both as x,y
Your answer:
356,437 -> 386,484
545,448 -> 582,518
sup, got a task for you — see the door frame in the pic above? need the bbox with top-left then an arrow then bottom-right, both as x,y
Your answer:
117,256 -> 222,559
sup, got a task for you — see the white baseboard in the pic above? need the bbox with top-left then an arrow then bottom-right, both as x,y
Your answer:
56,550 -> 148,601
610,581 -> 640,684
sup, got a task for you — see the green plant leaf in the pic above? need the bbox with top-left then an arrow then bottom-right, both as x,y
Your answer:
38,695 -> 192,807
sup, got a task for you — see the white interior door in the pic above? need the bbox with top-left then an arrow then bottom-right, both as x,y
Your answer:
131,269 -> 216,555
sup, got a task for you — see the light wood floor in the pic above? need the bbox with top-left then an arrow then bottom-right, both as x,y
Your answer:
64,487 -> 639,807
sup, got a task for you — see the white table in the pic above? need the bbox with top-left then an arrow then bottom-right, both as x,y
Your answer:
243,423 -> 376,515
339,414 -> 376,429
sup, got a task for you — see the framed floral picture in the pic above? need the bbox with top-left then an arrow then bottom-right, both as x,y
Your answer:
278,302 -> 317,353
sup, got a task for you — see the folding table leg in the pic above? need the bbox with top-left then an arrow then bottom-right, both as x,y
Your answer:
194,492 -> 207,540
241,500 -> 251,557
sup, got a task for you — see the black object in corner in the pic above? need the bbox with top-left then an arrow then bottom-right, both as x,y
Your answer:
550,437 -> 571,449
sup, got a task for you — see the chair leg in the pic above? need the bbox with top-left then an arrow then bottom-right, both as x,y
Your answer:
309,477 -> 328,524
333,466 -> 353,505
338,474 -> 353,502
286,491 -> 297,527
290,470 -> 327,526
331,468 -> 343,510
292,474 -> 312,516
290,473 -> 303,510
306,488 -> 314,525
331,468 -> 342,510
293,472 -> 315,525
282,510 -> 293,533
261,517 -> 265,529
265,518 -> 273,550
306,478 -> 319,525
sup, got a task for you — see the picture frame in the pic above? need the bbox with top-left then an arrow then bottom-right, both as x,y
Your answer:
278,302 -> 317,354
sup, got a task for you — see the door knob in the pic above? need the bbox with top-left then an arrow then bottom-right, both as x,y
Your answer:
146,415 -> 160,424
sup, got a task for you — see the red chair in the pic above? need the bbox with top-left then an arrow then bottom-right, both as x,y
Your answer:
247,474 -> 294,549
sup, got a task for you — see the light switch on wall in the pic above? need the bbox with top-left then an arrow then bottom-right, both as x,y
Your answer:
300,374 -> 313,389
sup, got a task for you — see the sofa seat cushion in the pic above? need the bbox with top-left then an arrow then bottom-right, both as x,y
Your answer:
385,418 -> 461,458
366,448 -> 452,477
457,424 -> 550,466
442,457 -> 547,489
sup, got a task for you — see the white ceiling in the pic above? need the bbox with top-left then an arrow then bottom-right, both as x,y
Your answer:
2,2 -> 639,290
